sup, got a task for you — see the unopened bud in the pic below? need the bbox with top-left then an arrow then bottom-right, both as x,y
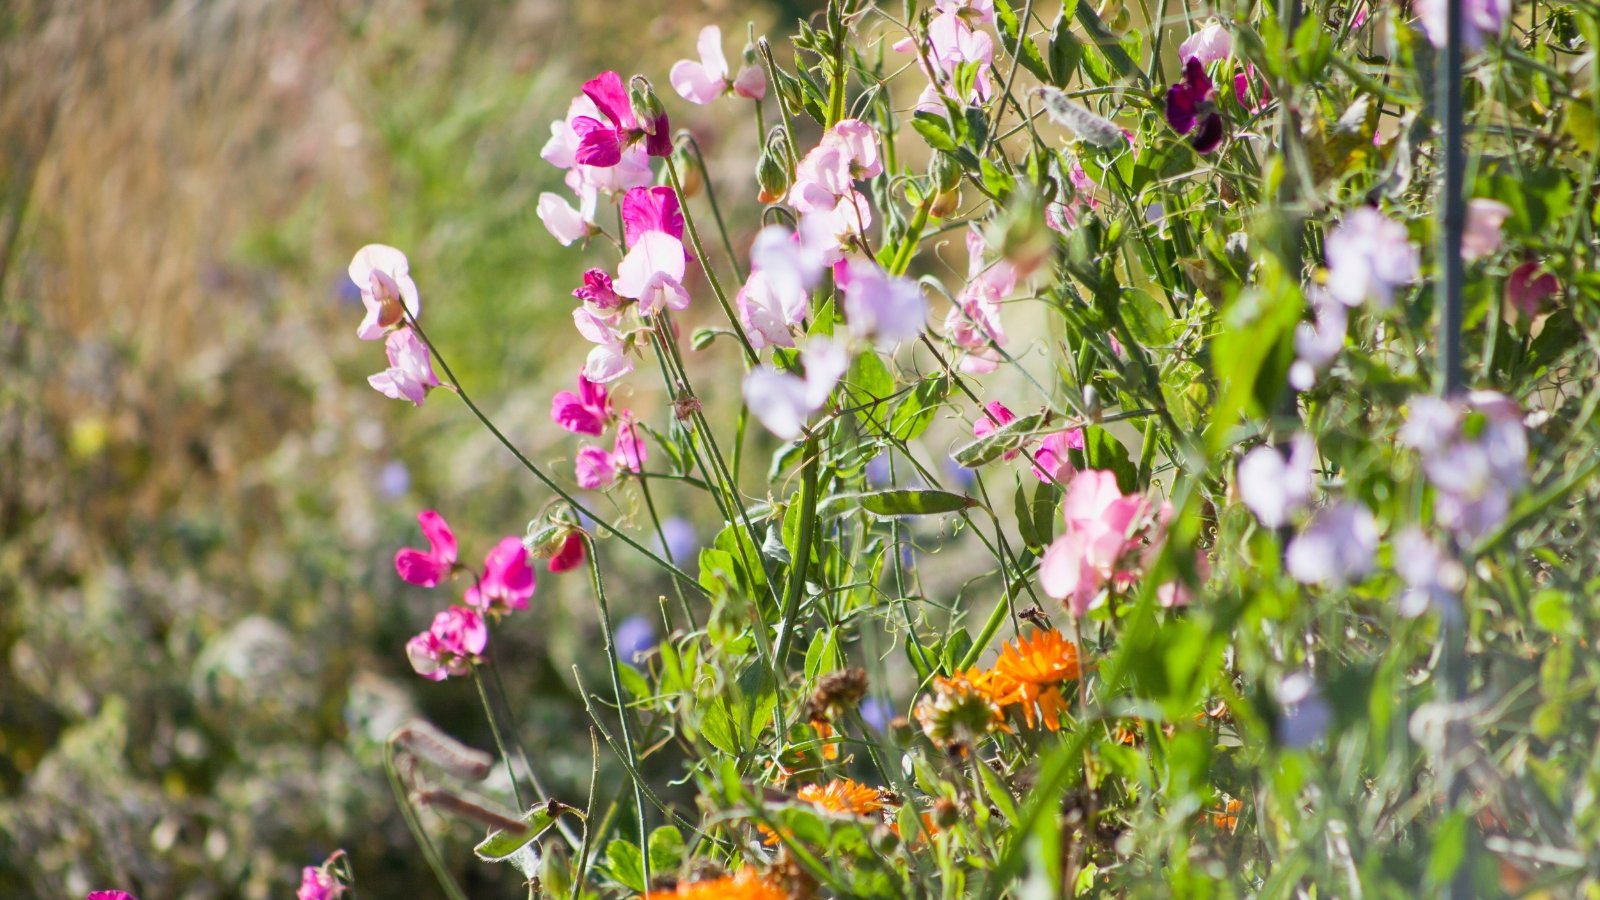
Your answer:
756,131 -> 793,204
1082,385 -> 1102,423
628,77 -> 667,137
674,148 -> 703,198
930,186 -> 962,219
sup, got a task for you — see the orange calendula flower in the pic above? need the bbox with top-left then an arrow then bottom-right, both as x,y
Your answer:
989,629 -> 1082,730
810,718 -> 839,761
797,777 -> 885,816
1209,797 -> 1243,832
641,868 -> 788,900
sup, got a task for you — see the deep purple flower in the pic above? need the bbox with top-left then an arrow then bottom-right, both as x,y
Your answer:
573,268 -> 621,310
572,71 -> 671,165
1164,58 -> 1225,154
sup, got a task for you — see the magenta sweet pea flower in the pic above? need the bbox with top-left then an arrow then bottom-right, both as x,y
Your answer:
575,444 -> 618,490
465,537 -> 535,613
614,412 -> 648,473
395,510 -> 459,588
551,374 -> 613,435
1164,58 -> 1225,154
614,186 -> 691,315
298,865 -> 344,900
406,605 -> 488,681
572,71 -> 671,166
973,400 -> 1021,457
743,337 -> 850,439
1032,429 -> 1083,483
573,268 -> 622,311
1507,260 -> 1560,317
350,244 -> 421,340
548,530 -> 587,573
368,328 -> 440,406
87,893 -> 138,900
1233,64 -> 1272,114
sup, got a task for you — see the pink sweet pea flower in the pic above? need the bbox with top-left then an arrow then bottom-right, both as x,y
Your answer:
350,244 -> 421,340
671,26 -> 764,104
551,374 -> 613,435
1032,429 -> 1083,483
1462,198 -> 1511,261
615,186 -> 691,314
736,225 -> 826,349
465,537 -> 536,612
1233,64 -> 1272,114
946,228 -> 1014,372
575,444 -> 618,490
87,893 -> 138,900
1507,260 -> 1560,317
368,328 -> 440,406
1325,207 -> 1419,309
671,26 -> 732,104
614,412 -> 649,473
1041,470 -> 1150,616
743,337 -> 850,439
621,186 -> 686,246
789,120 -> 883,237
538,192 -> 594,246
548,531 -> 587,573
572,71 -> 671,166
572,307 -> 634,383
406,605 -> 488,681
973,400 -> 1021,457
1178,21 -> 1231,65
840,259 -> 927,347
395,510 -> 459,587
895,6 -> 996,107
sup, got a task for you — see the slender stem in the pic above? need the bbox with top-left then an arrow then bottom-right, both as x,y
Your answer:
664,155 -> 760,365
582,535 -> 650,886
471,668 -> 525,810
385,743 -> 471,900
1435,0 -> 1472,894
773,436 -> 821,666
681,134 -> 744,282
401,314 -> 701,593
568,728 -> 602,900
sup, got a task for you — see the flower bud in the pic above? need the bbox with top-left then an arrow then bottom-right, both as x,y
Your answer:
674,148 -> 703,198
1082,385 -> 1103,423
628,77 -> 667,137
932,797 -> 961,829
756,131 -> 793,204
930,186 -> 962,219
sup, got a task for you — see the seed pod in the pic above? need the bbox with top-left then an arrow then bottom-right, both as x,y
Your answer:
929,151 -> 962,194
1037,87 -> 1126,148
392,719 -> 494,781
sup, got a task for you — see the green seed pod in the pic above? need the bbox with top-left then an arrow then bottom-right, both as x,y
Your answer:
929,150 -> 962,194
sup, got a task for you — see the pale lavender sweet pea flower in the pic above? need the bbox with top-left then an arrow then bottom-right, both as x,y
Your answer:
1177,22 -> 1232,65
743,337 -> 850,439
1286,500 -> 1379,586
1275,672 -> 1332,748
655,516 -> 699,566
840,260 -> 927,347
1415,0 -> 1509,51
1325,207 -> 1419,309
1392,528 -> 1465,619
860,696 -> 894,733
1402,392 -> 1527,542
350,244 -> 421,340
1237,434 -> 1316,529
1290,288 -> 1348,390
368,329 -> 440,406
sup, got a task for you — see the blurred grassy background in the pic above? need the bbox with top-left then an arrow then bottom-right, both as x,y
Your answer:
0,0 -> 786,895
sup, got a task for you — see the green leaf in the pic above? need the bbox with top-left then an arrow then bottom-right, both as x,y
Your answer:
994,0 -> 1052,83
1073,0 -> 1140,83
1532,588 -> 1576,634
1070,426 -> 1137,494
699,698 -> 740,755
857,489 -> 977,516
952,411 -> 1049,467
647,826 -> 685,873
888,374 -> 949,441
942,629 -> 974,674
843,351 -> 895,429
1426,812 -> 1469,887
604,839 -> 648,892
474,801 -> 575,863
1048,5 -> 1083,86
980,157 -> 1017,198
913,111 -> 958,152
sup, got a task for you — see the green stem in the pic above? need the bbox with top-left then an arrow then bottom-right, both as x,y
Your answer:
664,155 -> 759,365
773,436 -> 821,666
582,535 -> 651,887
472,668 -> 525,811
